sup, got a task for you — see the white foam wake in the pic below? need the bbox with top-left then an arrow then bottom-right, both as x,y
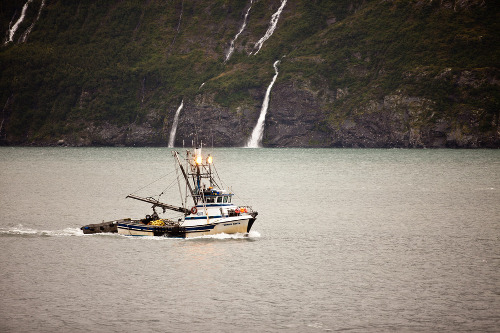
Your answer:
119,231 -> 261,241
188,230 -> 261,240
168,100 -> 184,148
246,60 -> 280,147
0,225 -> 83,237
225,0 -> 254,62
251,0 -> 287,55
4,0 -> 33,45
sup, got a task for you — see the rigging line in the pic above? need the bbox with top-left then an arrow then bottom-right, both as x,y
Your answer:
158,173 -> 183,199
184,163 -> 189,209
212,164 -> 251,207
232,192 -> 251,207
200,189 -> 209,223
174,160 -> 185,209
129,169 -> 176,195
212,164 -> 226,190
203,164 -> 220,189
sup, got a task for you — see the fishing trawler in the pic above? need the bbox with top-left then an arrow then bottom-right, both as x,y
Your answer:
81,147 -> 258,238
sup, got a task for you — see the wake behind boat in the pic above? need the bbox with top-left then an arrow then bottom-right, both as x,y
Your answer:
81,147 -> 258,238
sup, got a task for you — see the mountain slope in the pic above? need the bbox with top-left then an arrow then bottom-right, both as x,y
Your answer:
0,0 -> 498,147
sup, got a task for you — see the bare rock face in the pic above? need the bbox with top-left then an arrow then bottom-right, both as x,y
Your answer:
55,69 -> 498,148
414,0 -> 486,10
68,110 -> 166,147
243,78 -> 498,148
264,82 -> 330,147
170,100 -> 259,148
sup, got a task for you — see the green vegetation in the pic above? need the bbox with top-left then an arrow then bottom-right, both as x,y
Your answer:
0,0 -> 498,145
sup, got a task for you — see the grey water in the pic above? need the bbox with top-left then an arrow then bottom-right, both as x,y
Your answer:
0,147 -> 499,333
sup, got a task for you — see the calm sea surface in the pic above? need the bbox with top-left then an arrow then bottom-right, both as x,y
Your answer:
0,147 -> 499,332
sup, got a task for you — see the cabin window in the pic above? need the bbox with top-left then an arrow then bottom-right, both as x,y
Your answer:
206,197 -> 214,203
228,196 -> 232,203
217,196 -> 222,203
223,196 -> 228,203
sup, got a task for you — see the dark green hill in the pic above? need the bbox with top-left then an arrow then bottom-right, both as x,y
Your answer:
1,0 -> 498,147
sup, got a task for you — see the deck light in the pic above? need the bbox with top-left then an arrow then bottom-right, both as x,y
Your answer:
207,155 -> 213,164
196,155 -> 202,165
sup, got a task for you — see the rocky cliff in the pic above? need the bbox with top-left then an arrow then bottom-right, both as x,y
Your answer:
0,0 -> 498,147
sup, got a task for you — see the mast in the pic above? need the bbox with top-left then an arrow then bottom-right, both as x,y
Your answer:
172,151 -> 197,205
126,149 -> 220,214
173,148 -> 217,206
191,147 -> 215,190
194,147 -> 202,192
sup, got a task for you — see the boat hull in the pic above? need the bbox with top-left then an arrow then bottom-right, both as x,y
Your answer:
81,221 -> 119,234
116,222 -> 185,237
117,216 -> 255,238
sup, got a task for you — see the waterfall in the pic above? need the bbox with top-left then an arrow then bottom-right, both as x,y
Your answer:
4,0 -> 33,45
0,97 -> 10,138
168,100 -> 184,148
175,0 -> 183,33
169,0 -> 183,49
19,0 -> 45,43
252,0 -> 287,55
246,60 -> 280,148
225,0 -> 254,62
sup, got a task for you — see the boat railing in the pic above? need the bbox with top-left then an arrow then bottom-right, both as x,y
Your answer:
227,206 -> 255,216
